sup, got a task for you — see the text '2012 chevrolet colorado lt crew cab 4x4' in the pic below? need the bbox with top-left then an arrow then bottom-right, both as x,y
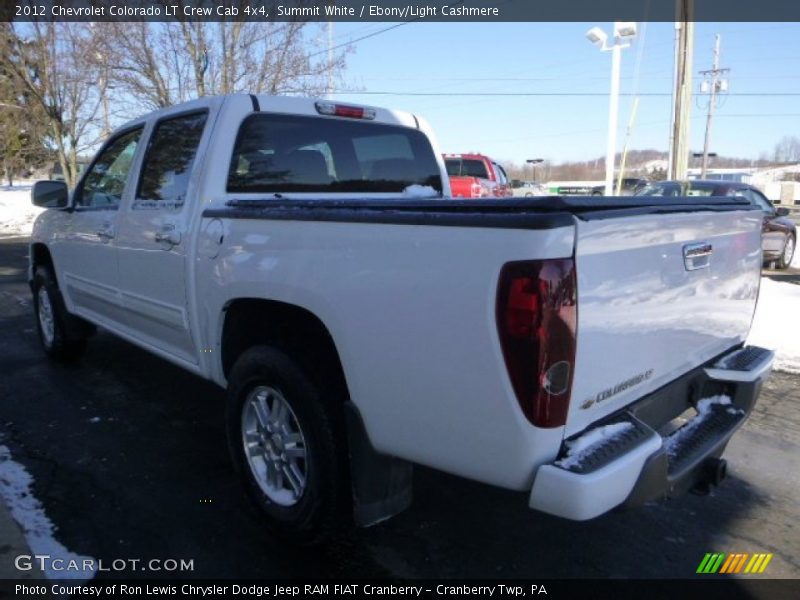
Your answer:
29,94 -> 773,542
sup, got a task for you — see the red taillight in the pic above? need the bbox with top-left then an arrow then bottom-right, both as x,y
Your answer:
496,259 -> 577,428
315,101 -> 376,120
470,182 -> 483,198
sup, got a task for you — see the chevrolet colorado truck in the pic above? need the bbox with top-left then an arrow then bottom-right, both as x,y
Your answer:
29,94 -> 773,542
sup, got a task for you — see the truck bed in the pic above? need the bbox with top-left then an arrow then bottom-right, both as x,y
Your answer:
200,194 -> 761,490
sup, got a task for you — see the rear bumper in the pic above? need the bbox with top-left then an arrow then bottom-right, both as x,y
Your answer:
529,345 -> 773,520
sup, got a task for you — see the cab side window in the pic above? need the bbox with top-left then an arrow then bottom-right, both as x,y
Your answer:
493,163 -> 509,185
745,188 -> 774,213
75,129 -> 142,208
135,112 -> 208,209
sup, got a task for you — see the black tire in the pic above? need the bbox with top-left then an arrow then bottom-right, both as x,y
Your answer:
32,266 -> 88,362
776,235 -> 795,270
226,345 -> 350,544
591,191 -> 603,196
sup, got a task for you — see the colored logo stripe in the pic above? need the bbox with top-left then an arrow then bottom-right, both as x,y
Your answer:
697,553 -> 725,573
720,553 -> 749,573
698,552 -> 773,574
744,553 -> 774,574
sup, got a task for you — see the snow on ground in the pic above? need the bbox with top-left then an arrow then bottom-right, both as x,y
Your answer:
0,445 -> 95,579
0,184 -> 43,238
748,277 -> 800,374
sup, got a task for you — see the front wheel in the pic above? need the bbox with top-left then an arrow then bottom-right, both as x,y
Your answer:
32,267 -> 87,361
226,346 -> 350,544
777,235 -> 795,270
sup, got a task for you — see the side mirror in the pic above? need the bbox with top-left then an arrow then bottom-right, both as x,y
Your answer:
32,180 -> 69,208
775,207 -> 790,217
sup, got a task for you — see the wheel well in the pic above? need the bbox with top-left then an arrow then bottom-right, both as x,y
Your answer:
221,299 -> 348,398
31,243 -> 54,277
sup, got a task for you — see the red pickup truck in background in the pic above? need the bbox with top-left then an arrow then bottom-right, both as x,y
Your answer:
444,153 -> 512,198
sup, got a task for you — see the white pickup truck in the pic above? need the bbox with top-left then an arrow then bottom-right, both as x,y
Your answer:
29,94 -> 773,543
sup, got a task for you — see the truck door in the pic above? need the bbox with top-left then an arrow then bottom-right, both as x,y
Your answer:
114,111 -> 209,365
54,127 -> 143,329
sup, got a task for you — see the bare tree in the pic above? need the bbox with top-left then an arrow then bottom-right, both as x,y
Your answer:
96,18 -> 348,114
772,136 -> 800,164
1,22 -> 105,187
0,71 -> 50,186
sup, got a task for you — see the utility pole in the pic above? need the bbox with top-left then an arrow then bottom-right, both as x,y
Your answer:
669,0 -> 694,180
616,97 -> 639,195
699,35 -> 729,179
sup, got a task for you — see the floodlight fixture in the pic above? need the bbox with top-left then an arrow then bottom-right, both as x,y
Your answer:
614,22 -> 638,39
585,27 -> 608,48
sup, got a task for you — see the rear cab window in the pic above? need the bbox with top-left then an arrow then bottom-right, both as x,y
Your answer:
444,158 -> 489,180
227,114 -> 442,195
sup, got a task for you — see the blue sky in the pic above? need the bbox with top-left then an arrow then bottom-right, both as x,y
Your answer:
332,22 -> 800,164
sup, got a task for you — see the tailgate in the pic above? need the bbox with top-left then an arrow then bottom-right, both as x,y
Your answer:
566,208 -> 762,436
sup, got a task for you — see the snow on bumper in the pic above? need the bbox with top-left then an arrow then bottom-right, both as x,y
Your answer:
529,345 -> 773,521
530,428 -> 662,520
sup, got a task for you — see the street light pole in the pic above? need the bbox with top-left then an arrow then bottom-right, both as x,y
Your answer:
526,158 -> 544,183
605,42 -> 621,196
586,23 -> 637,196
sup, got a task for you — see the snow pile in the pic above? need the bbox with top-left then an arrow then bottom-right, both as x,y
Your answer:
665,395 -> 741,458
748,278 -> 800,374
0,445 -> 95,579
555,422 -> 634,469
0,184 -> 43,237
402,184 -> 438,198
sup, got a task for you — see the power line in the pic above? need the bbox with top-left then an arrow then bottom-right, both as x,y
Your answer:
306,0 -> 474,60
306,21 -> 413,60
716,113 -> 800,117
330,90 -> 800,97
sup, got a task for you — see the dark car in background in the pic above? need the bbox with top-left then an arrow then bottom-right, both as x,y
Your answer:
590,177 -> 648,196
636,180 -> 797,269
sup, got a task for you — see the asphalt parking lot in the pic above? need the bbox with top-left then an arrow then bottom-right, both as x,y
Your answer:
0,236 -> 798,581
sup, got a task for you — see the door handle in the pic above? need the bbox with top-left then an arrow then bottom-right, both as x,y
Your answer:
96,228 -> 115,240
154,225 -> 181,246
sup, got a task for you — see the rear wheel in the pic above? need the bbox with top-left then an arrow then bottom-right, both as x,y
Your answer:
32,266 -> 88,361
226,345 -> 350,544
777,235 -> 795,270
